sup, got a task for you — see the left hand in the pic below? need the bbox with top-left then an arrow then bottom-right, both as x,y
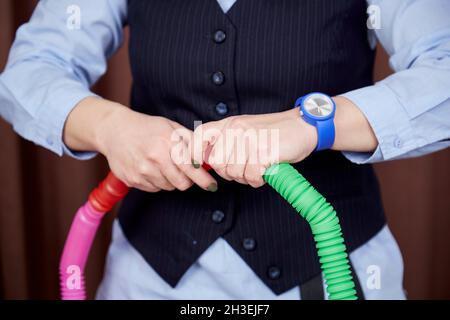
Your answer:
190,108 -> 318,187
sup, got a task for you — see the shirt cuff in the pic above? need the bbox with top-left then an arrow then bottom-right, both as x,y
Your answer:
34,85 -> 98,160
62,143 -> 97,160
341,84 -> 418,164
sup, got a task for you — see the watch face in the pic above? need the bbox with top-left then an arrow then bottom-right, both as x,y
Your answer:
303,93 -> 334,118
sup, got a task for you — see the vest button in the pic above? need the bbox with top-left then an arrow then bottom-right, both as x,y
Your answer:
211,71 -> 225,86
242,238 -> 256,251
267,266 -> 281,280
213,30 -> 227,44
215,102 -> 229,116
211,210 -> 225,224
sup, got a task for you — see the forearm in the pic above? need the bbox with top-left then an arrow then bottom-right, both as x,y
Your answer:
63,96 -> 128,153
331,96 -> 378,153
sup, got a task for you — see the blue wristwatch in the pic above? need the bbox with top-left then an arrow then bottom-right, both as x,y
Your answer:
295,92 -> 336,151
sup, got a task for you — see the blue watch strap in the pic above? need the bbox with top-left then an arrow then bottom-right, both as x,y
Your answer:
315,119 -> 335,151
295,97 -> 303,108
296,93 -> 336,151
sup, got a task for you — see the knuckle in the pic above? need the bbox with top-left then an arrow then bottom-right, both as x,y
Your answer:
211,162 -> 225,172
245,172 -> 262,186
227,166 -> 243,179
151,155 -> 164,166
146,150 -> 158,161
194,123 -> 204,132
128,174 -> 142,187
137,162 -> 150,175
229,117 -> 245,129
146,186 -> 160,193
147,141 -> 167,161
249,180 -> 264,188
177,180 -> 192,191
215,168 -> 231,181
162,184 -> 176,191
193,124 -> 205,137
123,179 -> 134,188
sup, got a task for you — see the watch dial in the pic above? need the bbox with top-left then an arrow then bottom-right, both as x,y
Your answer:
303,94 -> 334,118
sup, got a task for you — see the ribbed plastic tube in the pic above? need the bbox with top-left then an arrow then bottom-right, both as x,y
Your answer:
59,202 -> 103,300
60,172 -> 129,300
264,163 -> 357,300
60,166 -> 357,300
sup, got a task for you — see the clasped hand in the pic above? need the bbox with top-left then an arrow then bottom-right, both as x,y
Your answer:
96,105 -> 317,192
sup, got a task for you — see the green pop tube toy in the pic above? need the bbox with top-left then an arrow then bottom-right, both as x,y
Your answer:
264,163 -> 358,300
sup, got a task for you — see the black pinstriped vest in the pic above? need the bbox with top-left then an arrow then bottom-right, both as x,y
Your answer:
121,0 -> 386,294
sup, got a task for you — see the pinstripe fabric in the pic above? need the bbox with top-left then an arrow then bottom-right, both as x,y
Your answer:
121,0 -> 385,294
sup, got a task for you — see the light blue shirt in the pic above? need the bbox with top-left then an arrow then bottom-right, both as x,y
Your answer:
0,0 -> 422,300
1,0 -> 450,163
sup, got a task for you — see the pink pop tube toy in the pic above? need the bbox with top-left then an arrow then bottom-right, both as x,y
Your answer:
59,165 -> 211,300
59,172 -> 129,300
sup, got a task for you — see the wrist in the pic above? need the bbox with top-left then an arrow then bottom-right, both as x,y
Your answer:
93,100 -> 131,155
286,108 -> 318,159
331,96 -> 378,152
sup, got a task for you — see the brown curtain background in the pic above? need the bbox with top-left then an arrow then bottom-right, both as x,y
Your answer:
1,1 -> 449,300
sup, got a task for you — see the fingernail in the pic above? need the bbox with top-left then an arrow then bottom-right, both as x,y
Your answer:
207,182 -> 218,192
192,159 -> 200,169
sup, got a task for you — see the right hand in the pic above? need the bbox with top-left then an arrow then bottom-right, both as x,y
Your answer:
65,97 -> 217,193
97,106 -> 217,192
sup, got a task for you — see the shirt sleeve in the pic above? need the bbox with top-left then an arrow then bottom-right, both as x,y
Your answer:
0,0 -> 127,159
342,0 -> 450,164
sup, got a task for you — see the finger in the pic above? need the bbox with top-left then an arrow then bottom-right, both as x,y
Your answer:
146,167 -> 176,191
225,133 -> 248,185
208,130 -> 233,181
169,121 -> 202,168
191,122 -> 223,167
244,162 -> 267,188
244,138 -> 268,188
173,140 -> 218,191
161,161 -> 194,191
134,180 -> 161,193
146,144 -> 187,191
122,170 -> 161,192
